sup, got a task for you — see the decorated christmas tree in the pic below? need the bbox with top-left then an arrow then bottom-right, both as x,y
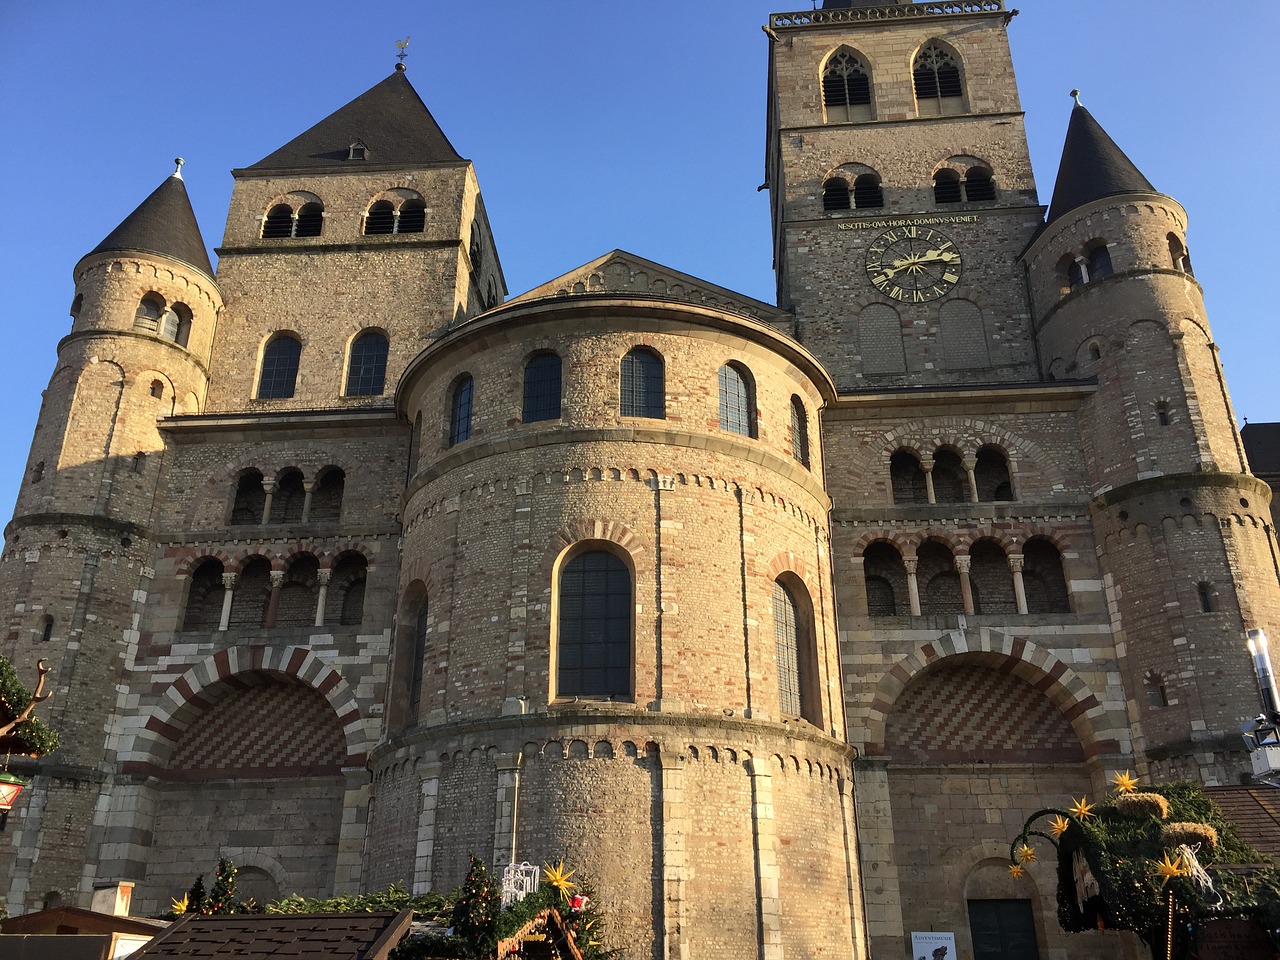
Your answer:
207,857 -> 239,915
450,855 -> 500,952
185,875 -> 207,916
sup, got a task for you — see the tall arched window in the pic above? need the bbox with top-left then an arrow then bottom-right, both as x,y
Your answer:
231,470 -> 265,525
164,303 -> 193,347
346,330 -> 389,396
853,174 -> 884,209
556,550 -> 632,699
228,557 -> 272,629
822,48 -> 872,122
969,539 -> 1015,614
913,41 -> 964,116
277,553 -> 319,627
269,469 -> 305,524
1023,539 -> 1071,614
790,396 -> 810,467
620,347 -> 664,419
326,554 -> 368,626
1087,244 -> 1114,280
822,177 -> 851,212
257,335 -> 302,399
310,467 -> 345,523
864,543 -> 907,616
918,541 -> 960,615
523,352 -> 562,423
773,578 -> 821,726
975,445 -> 1012,502
931,449 -> 968,502
134,295 -> 164,333
448,375 -> 474,446
890,449 -> 928,504
718,363 -> 756,438
182,559 -> 225,631
408,597 -> 428,717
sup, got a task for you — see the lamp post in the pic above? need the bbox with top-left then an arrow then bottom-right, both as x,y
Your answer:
1242,629 -> 1280,786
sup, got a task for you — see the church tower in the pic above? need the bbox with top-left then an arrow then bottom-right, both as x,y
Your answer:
0,167 -> 221,905
764,0 -> 1040,388
1024,101 -> 1280,782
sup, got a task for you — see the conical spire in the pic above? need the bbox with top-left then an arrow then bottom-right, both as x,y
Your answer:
1045,97 -> 1157,225
247,67 -> 462,171
85,165 -> 214,280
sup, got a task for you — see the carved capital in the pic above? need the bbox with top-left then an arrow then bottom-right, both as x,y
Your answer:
317,570 -> 332,586
221,573 -> 238,589
954,556 -> 972,574
269,571 -> 286,588
903,558 -> 919,575
1008,556 -> 1025,573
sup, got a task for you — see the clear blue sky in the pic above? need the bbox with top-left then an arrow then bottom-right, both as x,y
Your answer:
1,1 -> 1276,517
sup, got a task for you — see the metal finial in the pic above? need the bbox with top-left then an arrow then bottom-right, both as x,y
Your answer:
395,37 -> 410,64
1070,89 -> 1082,106
173,157 -> 185,180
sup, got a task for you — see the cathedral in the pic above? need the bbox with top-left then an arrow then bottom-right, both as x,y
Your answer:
2,2 -> 1277,958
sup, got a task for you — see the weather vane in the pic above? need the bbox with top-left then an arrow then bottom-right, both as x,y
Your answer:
396,37 -> 410,64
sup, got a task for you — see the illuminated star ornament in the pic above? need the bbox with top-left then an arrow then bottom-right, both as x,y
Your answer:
1153,851 -> 1186,887
542,860 -> 578,901
1049,815 -> 1072,838
1110,770 -> 1140,794
1008,863 -> 1025,879
1069,796 -> 1096,820
1016,844 -> 1038,864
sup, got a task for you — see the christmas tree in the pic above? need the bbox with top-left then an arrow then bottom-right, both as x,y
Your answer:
450,855 -> 499,952
207,858 -> 239,915
185,875 -> 207,915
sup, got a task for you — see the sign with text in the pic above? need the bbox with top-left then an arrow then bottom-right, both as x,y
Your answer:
1196,918 -> 1272,960
910,931 -> 957,960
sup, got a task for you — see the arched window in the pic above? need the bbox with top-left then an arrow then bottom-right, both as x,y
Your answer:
364,200 -> 395,235
918,540 -> 960,615
70,294 -> 83,319
231,470 -> 265,525
822,48 -> 872,122
1087,244 -> 1114,280
228,557 -> 272,629
913,41 -> 964,116
398,199 -> 426,233
864,542 -> 907,616
346,330 -> 389,396
523,352 -> 563,423
1169,234 -> 1194,275
620,347 -> 664,419
1196,581 -> 1215,613
1059,254 -> 1085,292
257,335 -> 302,399
134,295 -> 164,334
931,449 -> 968,503
773,580 -> 803,717
262,204 -> 294,239
822,177 -> 851,212
277,554 -> 319,627
1156,401 -> 1171,427
183,561 -> 225,631
269,469 -> 305,524
969,539 -> 1015,614
790,396 -> 810,467
470,221 -> 484,271
853,174 -> 884,209
933,169 -> 962,204
1145,671 -> 1169,709
294,202 -> 324,238
975,445 -> 1012,502
718,363 -> 756,438
964,167 -> 996,202
310,468 -> 344,524
449,375 -> 474,446
1023,539 -> 1070,614
165,303 -> 193,347
408,596 -> 428,716
327,554 -> 368,626
890,449 -> 927,504
556,549 -> 632,699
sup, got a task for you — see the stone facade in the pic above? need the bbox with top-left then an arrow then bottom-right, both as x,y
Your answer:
0,4 -> 1276,960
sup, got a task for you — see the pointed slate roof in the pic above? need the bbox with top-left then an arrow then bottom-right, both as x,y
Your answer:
1045,102 -> 1157,225
85,171 -> 214,280
247,66 -> 461,171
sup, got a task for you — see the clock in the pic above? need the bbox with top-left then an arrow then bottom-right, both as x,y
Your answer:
865,225 -> 962,303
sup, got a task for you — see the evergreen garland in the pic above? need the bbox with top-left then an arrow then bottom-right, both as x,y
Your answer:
0,656 -> 58,756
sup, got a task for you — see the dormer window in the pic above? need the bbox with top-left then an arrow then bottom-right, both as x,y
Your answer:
348,140 -> 368,161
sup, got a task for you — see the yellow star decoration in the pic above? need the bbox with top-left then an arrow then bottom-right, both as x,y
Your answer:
1152,851 -> 1186,888
171,892 -> 190,915
1110,770 -> 1140,795
542,860 -> 578,901
1016,844 -> 1038,864
1008,863 -> 1025,879
1068,796 -> 1096,820
1049,815 -> 1072,838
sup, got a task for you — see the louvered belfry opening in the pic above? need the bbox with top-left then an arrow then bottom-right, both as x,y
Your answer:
364,200 -> 395,235
823,48 -> 872,121
823,178 -> 851,211
853,174 -> 884,209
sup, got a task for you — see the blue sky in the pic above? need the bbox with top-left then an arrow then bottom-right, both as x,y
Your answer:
0,1 -> 1276,516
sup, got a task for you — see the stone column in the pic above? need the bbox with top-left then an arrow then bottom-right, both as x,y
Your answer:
333,767 -> 371,895
922,464 -> 936,504
955,556 -> 975,615
265,571 -> 284,628
491,753 -> 522,869
964,459 -> 979,503
747,757 -> 783,960
315,570 -> 331,627
1010,555 -> 1028,614
904,558 -> 921,617
260,479 -> 277,525
218,573 -> 237,631
658,752 -> 688,960
1007,457 -> 1021,500
413,761 -> 443,893
301,480 -> 315,523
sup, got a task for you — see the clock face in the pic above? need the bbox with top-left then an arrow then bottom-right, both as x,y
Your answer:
865,225 -> 962,303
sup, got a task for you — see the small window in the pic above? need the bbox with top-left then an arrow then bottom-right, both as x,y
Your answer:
1196,581 -> 1215,613
1156,401 -> 1170,426
398,199 -> 426,234
409,598 -> 428,715
822,48 -> 872,122
40,615 -> 53,643
523,352 -> 562,423
1087,244 -> 1113,280
852,174 -> 884,209
131,452 -> 146,474
134,295 -> 164,333
718,363 -> 756,438
449,375 -> 474,446
933,169 -> 962,204
470,222 -> 484,270
31,461 -> 44,483
365,200 -> 395,235
1146,672 -> 1169,709
1169,233 -> 1194,275
150,380 -> 165,398
620,348 -> 664,419
964,167 -> 996,202
790,396 -> 810,468
822,177 -> 851,212
257,335 -> 302,399
294,202 -> 324,238
69,294 -> 82,319
914,41 -> 964,115
557,550 -> 632,699
262,204 -> 294,239
1089,342 -> 1102,361
348,140 -> 367,161
346,330 -> 389,397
